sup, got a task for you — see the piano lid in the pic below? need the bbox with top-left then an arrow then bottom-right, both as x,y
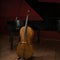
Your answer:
25,0 -> 60,20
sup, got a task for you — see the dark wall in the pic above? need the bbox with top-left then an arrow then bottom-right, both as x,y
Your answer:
38,0 -> 60,3
0,0 -> 42,19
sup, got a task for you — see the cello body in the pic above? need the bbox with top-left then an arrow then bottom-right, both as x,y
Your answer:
17,26 -> 34,59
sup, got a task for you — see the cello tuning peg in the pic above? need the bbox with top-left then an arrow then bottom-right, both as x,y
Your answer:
27,10 -> 31,15
27,10 -> 30,13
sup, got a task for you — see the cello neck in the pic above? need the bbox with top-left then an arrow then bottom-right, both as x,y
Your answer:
24,10 -> 30,38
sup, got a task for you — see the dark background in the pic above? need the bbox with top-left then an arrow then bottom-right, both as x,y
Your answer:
0,0 -> 60,39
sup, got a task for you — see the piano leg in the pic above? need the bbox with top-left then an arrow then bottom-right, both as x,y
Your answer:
37,30 -> 40,43
9,32 -> 14,50
16,28 -> 20,42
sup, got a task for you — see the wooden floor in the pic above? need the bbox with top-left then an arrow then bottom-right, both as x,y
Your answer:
0,34 -> 60,60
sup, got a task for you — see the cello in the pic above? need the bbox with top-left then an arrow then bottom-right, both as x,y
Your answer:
17,10 -> 34,60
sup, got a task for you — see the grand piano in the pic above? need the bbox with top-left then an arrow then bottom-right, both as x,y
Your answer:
7,0 -> 60,49
7,19 -> 41,49
25,0 -> 60,31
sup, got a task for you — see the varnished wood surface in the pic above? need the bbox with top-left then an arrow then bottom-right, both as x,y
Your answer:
0,34 -> 60,60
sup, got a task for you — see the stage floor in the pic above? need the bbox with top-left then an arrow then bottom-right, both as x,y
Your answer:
0,34 -> 60,60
